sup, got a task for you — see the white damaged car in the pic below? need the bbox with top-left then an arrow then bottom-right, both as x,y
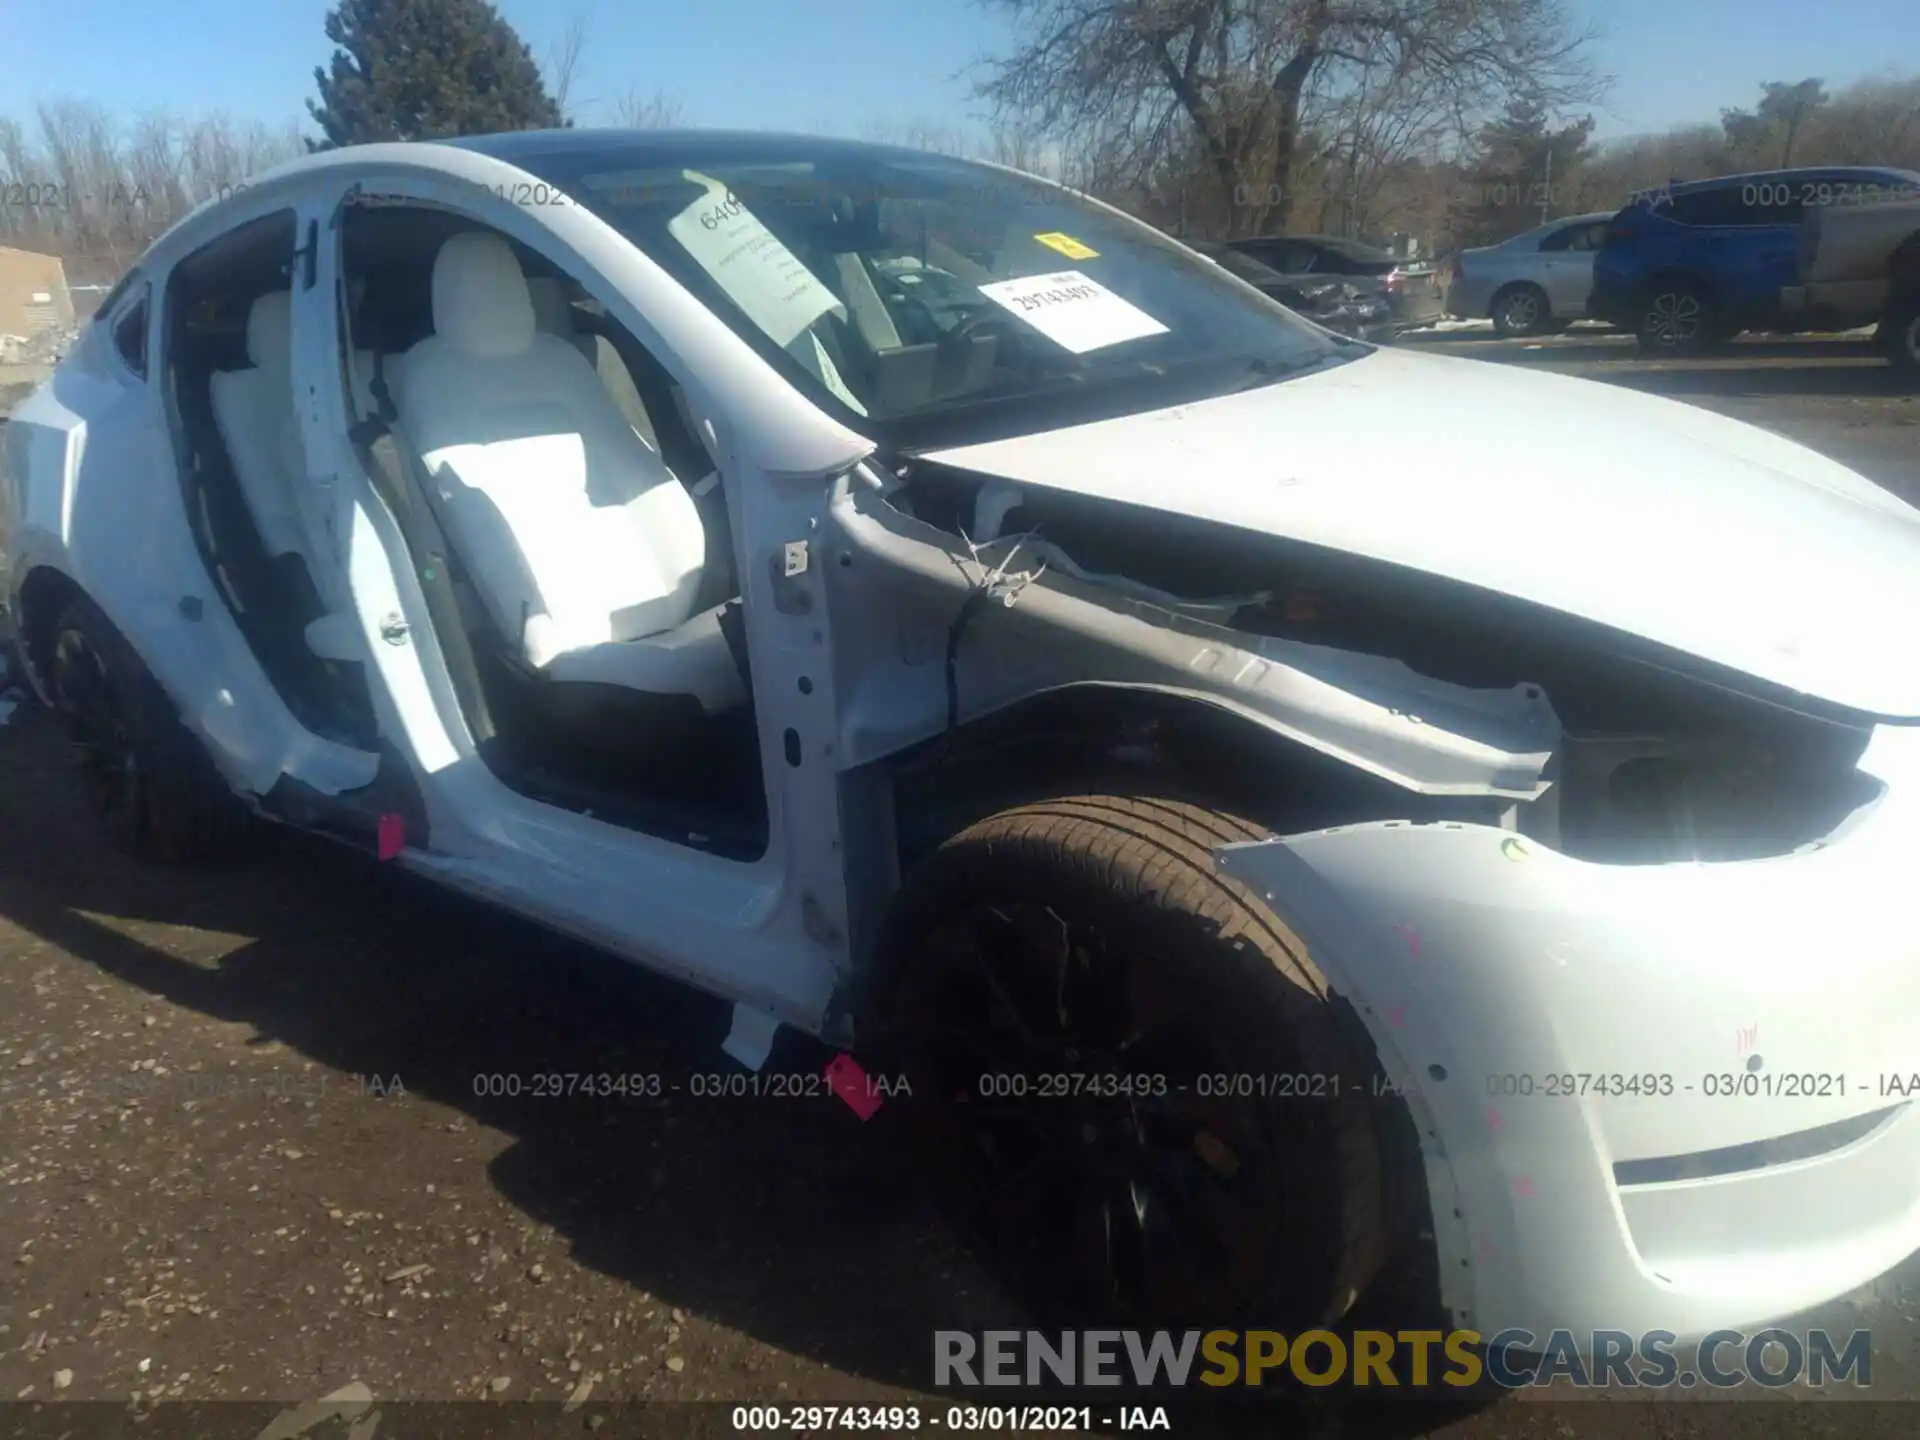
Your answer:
5,130 -> 1920,1343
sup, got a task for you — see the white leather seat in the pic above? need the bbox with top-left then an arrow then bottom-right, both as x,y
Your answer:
525,276 -> 598,365
387,233 -> 744,714
210,292 -> 307,558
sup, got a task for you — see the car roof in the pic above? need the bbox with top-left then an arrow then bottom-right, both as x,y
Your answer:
444,126 -> 987,174
130,127 -> 1038,275
1662,165 -> 1920,196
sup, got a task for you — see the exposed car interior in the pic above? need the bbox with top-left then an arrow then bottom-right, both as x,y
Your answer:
337,204 -> 767,857
163,210 -> 380,750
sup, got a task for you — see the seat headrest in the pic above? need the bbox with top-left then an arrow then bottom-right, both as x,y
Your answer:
432,233 -> 535,358
525,275 -> 576,337
247,292 -> 292,371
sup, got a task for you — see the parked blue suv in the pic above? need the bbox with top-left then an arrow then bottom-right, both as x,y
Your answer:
1591,166 -> 1920,353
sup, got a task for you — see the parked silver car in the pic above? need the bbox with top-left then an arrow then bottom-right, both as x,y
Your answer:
1445,212 -> 1614,336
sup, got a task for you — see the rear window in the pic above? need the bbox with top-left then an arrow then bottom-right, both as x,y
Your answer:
1663,185 -> 1761,227
1539,222 -> 1605,252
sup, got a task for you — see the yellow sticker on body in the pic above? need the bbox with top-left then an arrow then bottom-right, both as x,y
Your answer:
1034,231 -> 1099,260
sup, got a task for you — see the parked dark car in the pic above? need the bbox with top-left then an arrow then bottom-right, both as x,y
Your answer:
1188,239 -> 1395,342
1226,234 -> 1445,330
1590,166 -> 1920,354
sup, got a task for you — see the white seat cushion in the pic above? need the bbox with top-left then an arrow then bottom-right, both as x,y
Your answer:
387,232 -> 740,711
210,292 -> 307,558
541,600 -> 746,712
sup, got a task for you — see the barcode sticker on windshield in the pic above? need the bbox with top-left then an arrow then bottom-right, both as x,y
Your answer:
976,270 -> 1169,354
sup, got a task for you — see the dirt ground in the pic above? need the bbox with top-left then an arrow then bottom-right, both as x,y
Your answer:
4,333 -> 1920,1439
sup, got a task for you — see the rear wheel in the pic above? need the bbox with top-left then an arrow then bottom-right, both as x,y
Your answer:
48,595 -> 251,864
1490,284 -> 1549,338
1881,294 -> 1920,374
1635,279 -> 1716,355
870,793 -> 1392,1330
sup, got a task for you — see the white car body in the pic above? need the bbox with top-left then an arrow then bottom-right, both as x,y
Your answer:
5,135 -> 1919,1345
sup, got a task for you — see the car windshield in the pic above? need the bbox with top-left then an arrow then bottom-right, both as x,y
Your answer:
480,136 -> 1350,446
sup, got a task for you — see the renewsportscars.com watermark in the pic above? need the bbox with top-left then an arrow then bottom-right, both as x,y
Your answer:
933,1328 -> 1874,1390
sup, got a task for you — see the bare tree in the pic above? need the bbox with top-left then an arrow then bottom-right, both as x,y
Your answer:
859,116 -> 975,154
545,8 -> 594,123
977,0 -> 1603,234
0,100 -> 304,282
612,88 -> 687,129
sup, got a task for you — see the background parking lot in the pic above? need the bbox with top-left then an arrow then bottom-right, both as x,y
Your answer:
4,334 -> 1920,1438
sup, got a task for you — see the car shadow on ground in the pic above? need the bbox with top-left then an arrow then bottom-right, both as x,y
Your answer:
0,700 -> 1500,1437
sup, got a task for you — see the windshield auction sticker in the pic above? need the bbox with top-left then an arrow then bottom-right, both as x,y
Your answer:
1033,231 -> 1100,260
669,172 -> 844,348
977,270 -> 1169,353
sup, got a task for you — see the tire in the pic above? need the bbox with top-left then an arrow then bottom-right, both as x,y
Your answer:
1635,278 -> 1716,355
47,594 -> 251,864
869,792 -> 1393,1331
1490,284 -> 1550,338
1881,294 -> 1920,374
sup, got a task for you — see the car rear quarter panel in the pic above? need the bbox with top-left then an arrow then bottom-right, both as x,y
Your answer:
4,325 -> 375,798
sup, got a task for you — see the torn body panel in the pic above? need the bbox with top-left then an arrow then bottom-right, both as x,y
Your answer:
920,347 -> 1920,719
1215,717 -> 1920,1340
824,476 -> 1559,798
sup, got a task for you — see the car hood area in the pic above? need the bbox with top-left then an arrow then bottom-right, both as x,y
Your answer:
920,346 -> 1920,719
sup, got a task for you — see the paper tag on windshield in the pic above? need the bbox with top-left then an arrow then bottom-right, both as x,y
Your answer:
668,178 -> 843,348
976,271 -> 1168,354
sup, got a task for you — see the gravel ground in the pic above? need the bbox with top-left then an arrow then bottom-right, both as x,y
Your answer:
3,334 -> 1920,1439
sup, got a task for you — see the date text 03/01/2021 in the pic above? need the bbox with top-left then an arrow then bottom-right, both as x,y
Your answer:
729,1406 -> 1171,1433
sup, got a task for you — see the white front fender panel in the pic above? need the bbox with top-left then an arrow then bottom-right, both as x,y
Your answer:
1215,730 -> 1920,1340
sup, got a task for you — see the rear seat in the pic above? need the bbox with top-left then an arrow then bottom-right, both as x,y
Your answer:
209,292 -> 307,558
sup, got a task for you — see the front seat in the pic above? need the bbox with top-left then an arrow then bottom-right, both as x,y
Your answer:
386,233 -> 745,714
209,291 -> 308,559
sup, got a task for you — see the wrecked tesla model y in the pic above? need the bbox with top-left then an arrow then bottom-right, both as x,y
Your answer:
6,129 -> 1920,1343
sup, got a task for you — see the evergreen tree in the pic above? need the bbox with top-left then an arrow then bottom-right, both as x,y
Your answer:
1721,80 -> 1829,169
307,0 -> 565,150
1449,98 -> 1596,247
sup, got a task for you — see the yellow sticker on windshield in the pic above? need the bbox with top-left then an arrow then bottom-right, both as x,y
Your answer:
1034,231 -> 1099,260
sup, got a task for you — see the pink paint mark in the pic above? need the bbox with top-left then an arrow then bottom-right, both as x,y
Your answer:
826,1053 -> 885,1121
1391,922 -> 1423,959
1736,1023 -> 1759,1056
376,812 -> 405,861
1513,1176 -> 1535,1199
1486,1105 -> 1504,1131
1384,1001 -> 1409,1029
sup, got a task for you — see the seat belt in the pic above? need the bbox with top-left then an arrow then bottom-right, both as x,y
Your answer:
335,322 -> 505,740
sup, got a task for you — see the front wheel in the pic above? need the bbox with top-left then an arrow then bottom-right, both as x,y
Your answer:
870,793 -> 1393,1330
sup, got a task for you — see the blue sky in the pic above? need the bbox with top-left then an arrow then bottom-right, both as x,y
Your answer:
0,0 -> 1915,144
